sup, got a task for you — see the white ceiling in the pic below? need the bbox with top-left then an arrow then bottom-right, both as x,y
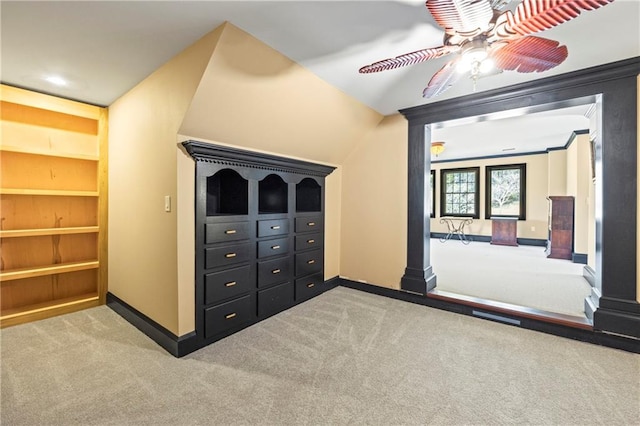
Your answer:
431,103 -> 593,161
1,0 -> 638,158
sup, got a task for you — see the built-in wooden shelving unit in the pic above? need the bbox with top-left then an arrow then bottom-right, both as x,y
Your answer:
0,84 -> 108,327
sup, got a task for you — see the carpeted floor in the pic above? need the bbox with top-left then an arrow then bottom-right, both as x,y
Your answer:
2,287 -> 638,425
431,239 -> 592,317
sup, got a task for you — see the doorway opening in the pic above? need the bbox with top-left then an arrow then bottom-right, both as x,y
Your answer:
425,97 -> 601,328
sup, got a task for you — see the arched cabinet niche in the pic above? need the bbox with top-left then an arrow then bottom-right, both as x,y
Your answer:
296,177 -> 322,213
259,174 -> 288,214
206,169 -> 248,216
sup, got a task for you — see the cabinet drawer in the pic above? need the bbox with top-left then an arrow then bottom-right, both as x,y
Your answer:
205,265 -> 252,305
257,256 -> 291,288
204,295 -> 253,338
205,242 -> 251,270
257,237 -> 290,259
295,216 -> 323,233
257,218 -> 289,238
205,222 -> 250,244
295,249 -> 323,277
258,281 -> 293,318
295,272 -> 324,301
295,232 -> 322,251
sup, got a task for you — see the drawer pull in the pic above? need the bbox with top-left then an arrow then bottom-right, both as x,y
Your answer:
272,269 -> 281,274
307,283 -> 315,288
225,253 -> 237,258
271,225 -> 281,230
271,245 -> 281,250
307,259 -> 316,264
307,239 -> 315,244
225,229 -> 237,235
307,222 -> 316,226
225,281 -> 237,287
225,313 -> 237,320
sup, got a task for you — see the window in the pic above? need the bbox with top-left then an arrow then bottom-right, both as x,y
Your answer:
429,170 -> 435,218
485,164 -> 526,220
440,167 -> 479,218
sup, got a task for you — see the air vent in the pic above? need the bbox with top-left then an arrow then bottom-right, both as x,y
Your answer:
472,310 -> 521,325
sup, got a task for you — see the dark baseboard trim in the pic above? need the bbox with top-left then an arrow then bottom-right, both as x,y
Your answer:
338,278 -> 639,354
430,234 -> 546,247
430,233 -> 490,243
517,238 -> 547,247
323,275 -> 341,292
106,292 -> 197,357
572,252 -> 588,264
108,276 -> 341,358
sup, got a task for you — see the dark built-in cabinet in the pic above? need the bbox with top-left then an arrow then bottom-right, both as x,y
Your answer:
546,196 -> 574,260
183,141 -> 335,346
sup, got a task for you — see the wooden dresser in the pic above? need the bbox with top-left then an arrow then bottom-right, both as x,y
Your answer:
183,141 -> 334,347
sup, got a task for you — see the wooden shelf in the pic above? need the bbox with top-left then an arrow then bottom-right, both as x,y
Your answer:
0,188 -> 99,197
0,144 -> 99,161
0,260 -> 100,282
0,226 -> 99,238
1,84 -> 107,327
1,293 -> 100,322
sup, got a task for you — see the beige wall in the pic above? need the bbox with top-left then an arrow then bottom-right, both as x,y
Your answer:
565,133 -> 592,255
339,114 -> 408,289
108,28 -> 223,335
179,23 -> 382,165
547,150 -> 567,197
110,22 -> 380,336
431,154 -> 549,240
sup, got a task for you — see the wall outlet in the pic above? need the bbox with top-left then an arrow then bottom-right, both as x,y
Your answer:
531,226 -> 535,231
164,195 -> 171,212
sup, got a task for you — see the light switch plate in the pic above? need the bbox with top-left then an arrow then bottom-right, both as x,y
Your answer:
164,195 -> 171,212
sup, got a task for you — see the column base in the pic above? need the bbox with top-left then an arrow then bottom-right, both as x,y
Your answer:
401,266 -> 437,294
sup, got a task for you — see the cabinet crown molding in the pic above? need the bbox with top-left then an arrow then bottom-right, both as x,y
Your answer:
183,141 -> 335,178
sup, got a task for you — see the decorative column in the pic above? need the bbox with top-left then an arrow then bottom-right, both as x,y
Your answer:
400,120 -> 437,294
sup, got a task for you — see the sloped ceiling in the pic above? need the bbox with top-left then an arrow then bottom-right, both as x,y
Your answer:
179,23 -> 383,165
2,1 -> 637,115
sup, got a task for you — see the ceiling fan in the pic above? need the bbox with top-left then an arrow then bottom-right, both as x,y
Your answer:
359,0 -> 615,98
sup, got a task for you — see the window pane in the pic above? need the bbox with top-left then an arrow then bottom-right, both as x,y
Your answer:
442,169 -> 478,217
489,167 -> 522,216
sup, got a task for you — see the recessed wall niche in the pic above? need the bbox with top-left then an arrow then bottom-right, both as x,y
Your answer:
206,169 -> 248,216
296,178 -> 321,212
259,174 -> 288,214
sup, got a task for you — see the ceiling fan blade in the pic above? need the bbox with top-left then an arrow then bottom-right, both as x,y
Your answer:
488,0 -> 512,11
423,59 -> 462,98
359,45 -> 459,73
426,0 -> 495,37
490,35 -> 568,72
491,0 -> 615,39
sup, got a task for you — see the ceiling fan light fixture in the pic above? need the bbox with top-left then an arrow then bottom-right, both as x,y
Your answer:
478,57 -> 495,74
358,0 -> 616,98
457,40 -> 489,74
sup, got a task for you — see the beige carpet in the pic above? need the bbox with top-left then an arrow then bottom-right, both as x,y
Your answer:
431,239 -> 592,317
2,287 -> 638,425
